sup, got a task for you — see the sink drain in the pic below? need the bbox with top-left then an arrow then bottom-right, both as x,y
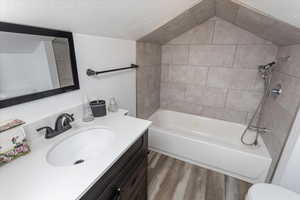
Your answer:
74,159 -> 85,165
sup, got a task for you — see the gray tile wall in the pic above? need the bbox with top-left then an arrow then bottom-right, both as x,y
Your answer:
261,45 -> 300,181
161,17 -> 278,124
136,42 -> 162,119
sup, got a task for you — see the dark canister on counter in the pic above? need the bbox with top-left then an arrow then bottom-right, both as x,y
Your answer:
89,100 -> 107,117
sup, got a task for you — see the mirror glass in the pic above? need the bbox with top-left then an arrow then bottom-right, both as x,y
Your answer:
0,32 -> 75,101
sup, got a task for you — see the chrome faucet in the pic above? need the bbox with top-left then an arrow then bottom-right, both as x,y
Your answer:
37,113 -> 75,139
55,113 -> 75,132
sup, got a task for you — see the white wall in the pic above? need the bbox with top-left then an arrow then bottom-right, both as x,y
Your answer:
74,33 -> 136,116
233,0 -> 300,29
0,34 -> 136,123
273,108 -> 300,193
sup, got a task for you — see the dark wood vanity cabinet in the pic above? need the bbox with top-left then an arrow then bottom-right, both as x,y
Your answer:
80,131 -> 148,200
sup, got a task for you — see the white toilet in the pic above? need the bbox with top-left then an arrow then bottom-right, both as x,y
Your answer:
247,184 -> 300,200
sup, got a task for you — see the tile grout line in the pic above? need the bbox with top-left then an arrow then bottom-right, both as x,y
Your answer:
185,43 -> 191,100
210,18 -> 216,44
224,87 -> 230,111
232,44 -> 239,68
204,18 -> 216,110
223,43 -> 238,111
204,67 -> 209,90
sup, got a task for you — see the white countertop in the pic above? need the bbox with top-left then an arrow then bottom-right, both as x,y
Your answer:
0,111 -> 151,200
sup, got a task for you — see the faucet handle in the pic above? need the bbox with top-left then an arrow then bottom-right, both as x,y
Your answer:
69,113 -> 74,121
36,126 -> 55,139
63,113 -> 75,125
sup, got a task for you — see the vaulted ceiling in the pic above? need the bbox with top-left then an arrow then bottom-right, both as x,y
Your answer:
1,0 -> 300,45
0,0 -> 202,40
139,0 -> 300,46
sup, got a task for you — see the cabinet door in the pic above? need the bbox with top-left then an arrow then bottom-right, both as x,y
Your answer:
82,132 -> 148,200
97,186 -> 121,200
98,159 -> 147,200
120,158 -> 147,200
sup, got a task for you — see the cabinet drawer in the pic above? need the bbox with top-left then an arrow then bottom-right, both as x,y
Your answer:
97,159 -> 146,200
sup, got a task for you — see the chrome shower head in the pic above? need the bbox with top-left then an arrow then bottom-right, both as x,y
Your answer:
258,61 -> 276,71
258,61 -> 276,79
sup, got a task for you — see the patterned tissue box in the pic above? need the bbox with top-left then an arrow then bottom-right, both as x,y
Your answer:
0,126 -> 30,165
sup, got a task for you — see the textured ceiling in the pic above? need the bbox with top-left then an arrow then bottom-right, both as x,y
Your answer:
139,0 -> 300,46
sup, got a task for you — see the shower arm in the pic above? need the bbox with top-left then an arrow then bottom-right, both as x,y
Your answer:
259,61 -> 276,71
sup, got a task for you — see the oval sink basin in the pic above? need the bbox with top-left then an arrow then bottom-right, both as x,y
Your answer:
47,127 -> 115,167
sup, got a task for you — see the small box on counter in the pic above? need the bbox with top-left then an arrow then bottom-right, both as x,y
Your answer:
89,100 -> 107,117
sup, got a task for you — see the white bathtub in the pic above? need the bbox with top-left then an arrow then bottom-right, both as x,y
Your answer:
148,109 -> 272,183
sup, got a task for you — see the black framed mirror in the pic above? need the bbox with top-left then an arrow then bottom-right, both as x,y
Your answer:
0,22 -> 80,108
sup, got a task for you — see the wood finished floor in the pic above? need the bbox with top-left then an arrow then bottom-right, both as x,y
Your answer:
148,151 -> 251,200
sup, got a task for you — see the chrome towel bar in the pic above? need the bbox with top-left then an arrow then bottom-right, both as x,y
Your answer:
86,64 -> 138,76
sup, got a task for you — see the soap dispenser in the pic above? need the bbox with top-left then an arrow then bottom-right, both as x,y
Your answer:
82,94 -> 94,122
108,97 -> 119,112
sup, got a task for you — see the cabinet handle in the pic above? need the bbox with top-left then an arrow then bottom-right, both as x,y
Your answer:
131,176 -> 137,186
112,188 -> 121,200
